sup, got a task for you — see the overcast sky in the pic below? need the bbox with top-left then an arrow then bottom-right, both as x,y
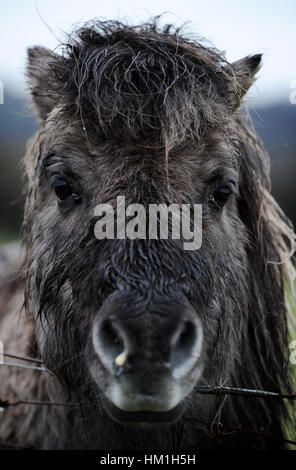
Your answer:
1,0 -> 295,105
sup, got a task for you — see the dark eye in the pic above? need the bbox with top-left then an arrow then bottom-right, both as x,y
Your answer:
211,186 -> 233,208
54,179 -> 81,203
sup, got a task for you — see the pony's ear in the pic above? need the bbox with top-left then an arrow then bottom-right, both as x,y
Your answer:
227,54 -> 262,110
26,47 -> 63,121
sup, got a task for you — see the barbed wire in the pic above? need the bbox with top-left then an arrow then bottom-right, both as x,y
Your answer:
0,353 -> 46,372
3,352 -> 43,364
1,394 -> 295,447
1,352 -> 296,448
0,362 -> 47,372
195,385 -> 296,400
1,356 -> 296,401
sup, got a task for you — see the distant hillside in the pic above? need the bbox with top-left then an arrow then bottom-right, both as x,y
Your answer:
1,92 -> 295,160
250,104 -> 296,229
0,91 -> 37,140
0,91 -> 295,237
250,103 -> 296,160
0,91 -> 37,236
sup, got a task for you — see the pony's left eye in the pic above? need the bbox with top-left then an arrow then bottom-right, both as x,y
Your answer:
212,186 -> 233,208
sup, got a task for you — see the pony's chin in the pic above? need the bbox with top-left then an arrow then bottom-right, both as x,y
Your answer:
101,395 -> 187,426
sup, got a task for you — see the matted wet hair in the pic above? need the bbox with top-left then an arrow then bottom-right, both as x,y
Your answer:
27,17 -> 261,150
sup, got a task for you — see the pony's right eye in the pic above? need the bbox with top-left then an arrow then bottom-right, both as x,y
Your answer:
213,186 -> 232,208
54,180 -> 73,201
54,179 -> 81,203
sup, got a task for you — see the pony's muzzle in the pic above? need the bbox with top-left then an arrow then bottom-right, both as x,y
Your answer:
91,292 -> 203,421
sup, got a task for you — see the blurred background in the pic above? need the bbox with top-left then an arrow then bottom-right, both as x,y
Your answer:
0,0 -> 295,242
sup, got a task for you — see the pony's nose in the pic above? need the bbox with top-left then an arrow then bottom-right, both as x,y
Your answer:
92,295 -> 203,381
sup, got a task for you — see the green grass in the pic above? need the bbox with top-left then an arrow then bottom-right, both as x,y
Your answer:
285,279 -> 296,447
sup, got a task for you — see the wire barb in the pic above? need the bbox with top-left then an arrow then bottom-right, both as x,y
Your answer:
196,385 -> 296,400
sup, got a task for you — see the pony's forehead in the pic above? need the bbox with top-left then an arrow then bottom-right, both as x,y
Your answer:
38,115 -> 237,185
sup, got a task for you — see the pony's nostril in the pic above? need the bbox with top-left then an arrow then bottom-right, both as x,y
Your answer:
171,321 -> 199,378
98,319 -> 125,359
